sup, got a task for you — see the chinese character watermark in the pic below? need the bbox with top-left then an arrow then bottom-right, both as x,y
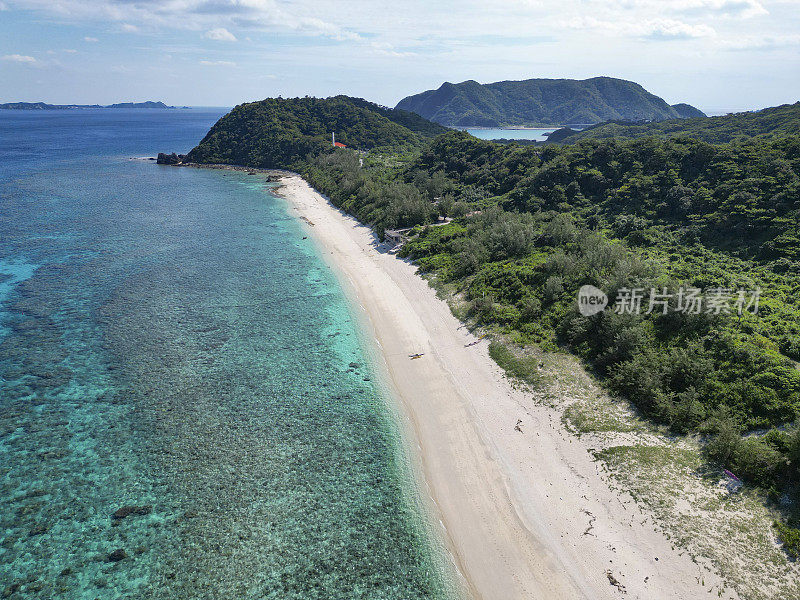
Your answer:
577,286 -> 761,317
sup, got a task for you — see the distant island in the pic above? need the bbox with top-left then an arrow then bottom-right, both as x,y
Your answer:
0,101 -> 176,110
395,76 -> 706,127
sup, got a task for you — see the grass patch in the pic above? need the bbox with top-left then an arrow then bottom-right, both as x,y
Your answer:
563,398 -> 642,435
488,341 -> 543,389
594,444 -> 800,600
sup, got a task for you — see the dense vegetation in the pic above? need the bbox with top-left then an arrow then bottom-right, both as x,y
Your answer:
404,132 -> 800,430
189,97 -> 800,552
550,102 -> 800,144
395,77 -> 705,127
186,95 -> 447,168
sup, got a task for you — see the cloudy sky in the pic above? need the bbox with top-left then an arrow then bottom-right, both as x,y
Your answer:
0,0 -> 798,112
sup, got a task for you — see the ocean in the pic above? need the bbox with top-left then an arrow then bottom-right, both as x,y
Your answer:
0,109 -> 455,599
464,127 -> 556,141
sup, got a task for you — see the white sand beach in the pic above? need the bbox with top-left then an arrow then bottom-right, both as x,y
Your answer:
275,175 -> 734,600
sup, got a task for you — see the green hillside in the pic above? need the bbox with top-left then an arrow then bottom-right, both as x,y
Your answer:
394,77 -> 705,126
186,95 -> 448,168
551,102 -> 800,144
671,103 -> 706,119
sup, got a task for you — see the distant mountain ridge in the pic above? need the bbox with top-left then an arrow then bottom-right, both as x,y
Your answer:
547,102 -> 800,144
0,101 -> 174,110
395,77 -> 705,127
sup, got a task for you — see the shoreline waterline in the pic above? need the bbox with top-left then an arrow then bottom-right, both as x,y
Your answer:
264,172 -> 735,600
266,180 -> 478,600
182,164 -> 469,598
268,180 -> 475,600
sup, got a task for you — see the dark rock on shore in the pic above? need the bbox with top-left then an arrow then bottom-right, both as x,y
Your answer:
28,523 -> 49,537
107,548 -> 127,562
111,505 -> 152,520
156,152 -> 186,165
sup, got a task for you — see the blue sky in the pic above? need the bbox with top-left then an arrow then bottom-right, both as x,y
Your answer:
0,0 -> 798,112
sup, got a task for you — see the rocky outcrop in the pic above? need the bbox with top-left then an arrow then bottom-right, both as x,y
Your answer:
111,505 -> 152,520
156,152 -> 186,165
107,548 -> 127,562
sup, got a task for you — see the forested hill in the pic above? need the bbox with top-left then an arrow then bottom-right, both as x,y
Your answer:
549,102 -> 800,144
394,77 -> 705,127
185,95 -> 448,168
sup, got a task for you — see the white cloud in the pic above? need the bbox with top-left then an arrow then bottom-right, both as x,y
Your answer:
565,15 -> 715,40
205,27 -> 237,41
639,18 -> 716,39
5,0 -> 363,43
369,41 -> 416,58
590,0 -> 767,19
721,33 -> 800,49
0,2 -> 8,10
200,59 -> 236,66
677,0 -> 768,19
2,54 -> 37,64
84,36 -> 99,42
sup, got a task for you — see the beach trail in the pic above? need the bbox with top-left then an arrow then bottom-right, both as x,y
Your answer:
275,175 -> 733,600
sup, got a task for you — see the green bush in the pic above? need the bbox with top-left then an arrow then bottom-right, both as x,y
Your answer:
774,521 -> 800,559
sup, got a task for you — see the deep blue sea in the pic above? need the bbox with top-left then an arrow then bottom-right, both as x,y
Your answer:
0,109 -> 454,599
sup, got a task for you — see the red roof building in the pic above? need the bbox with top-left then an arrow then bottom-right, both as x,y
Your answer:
333,141 -> 347,148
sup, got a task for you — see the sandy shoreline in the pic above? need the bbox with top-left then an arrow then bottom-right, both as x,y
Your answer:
272,174 -> 732,600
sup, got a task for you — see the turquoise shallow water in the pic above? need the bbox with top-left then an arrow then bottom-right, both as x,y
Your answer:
0,110 -> 455,599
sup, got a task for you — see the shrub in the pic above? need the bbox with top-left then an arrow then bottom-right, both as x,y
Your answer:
705,419 -> 742,465
519,297 -> 542,322
542,275 -> 564,303
730,437 -> 785,486
774,521 -> 800,559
